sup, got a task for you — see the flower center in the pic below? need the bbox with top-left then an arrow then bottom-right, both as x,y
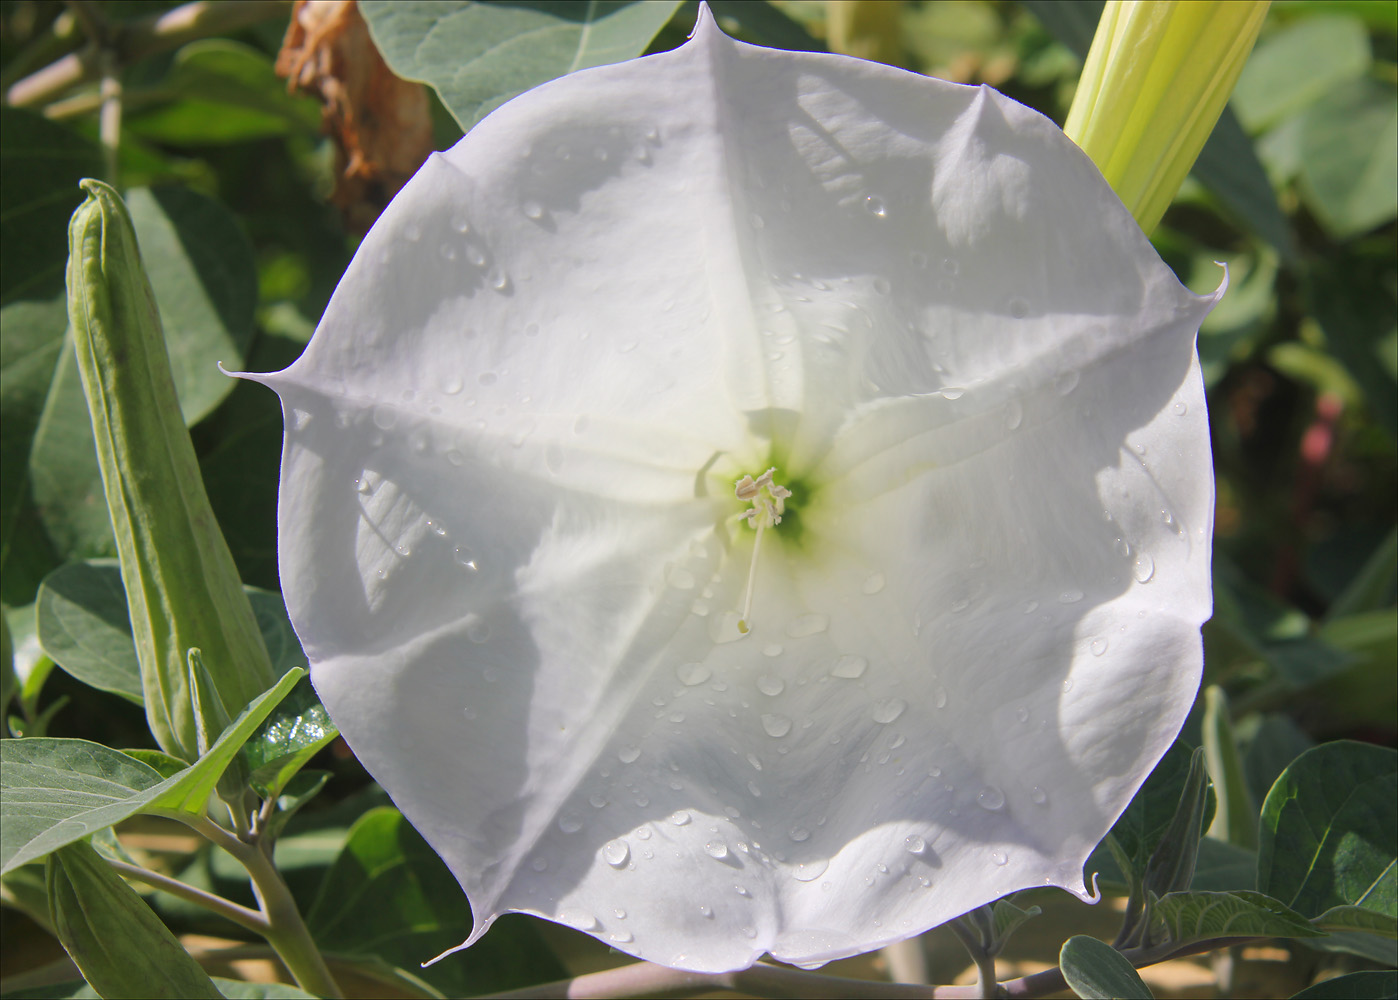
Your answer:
734,468 -> 792,634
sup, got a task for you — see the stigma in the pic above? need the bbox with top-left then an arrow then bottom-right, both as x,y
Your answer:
734,468 -> 792,634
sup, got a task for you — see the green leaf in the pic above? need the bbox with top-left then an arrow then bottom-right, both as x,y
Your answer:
37,561 -> 311,712
127,40 -> 321,146
1059,935 -> 1153,999
1313,904 -> 1398,939
1326,529 -> 1397,620
32,184 -> 259,561
243,675 -> 337,799
1258,741 -> 1397,919
1290,971 -> 1398,999
990,896 -> 1042,955
46,840 -> 223,999
1151,889 -> 1323,946
308,806 -> 566,996
1240,714 -> 1315,816
0,108 -> 100,603
1,668 -> 302,872
1299,77 -> 1398,239
1191,838 -> 1259,893
1143,746 -> 1213,897
0,108 -> 104,306
360,0 -> 685,130
35,560 -> 144,704
1231,15 -> 1371,133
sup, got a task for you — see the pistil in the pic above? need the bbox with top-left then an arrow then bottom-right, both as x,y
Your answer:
734,468 -> 791,634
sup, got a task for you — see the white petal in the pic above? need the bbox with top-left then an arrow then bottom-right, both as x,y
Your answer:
255,8 -> 1219,973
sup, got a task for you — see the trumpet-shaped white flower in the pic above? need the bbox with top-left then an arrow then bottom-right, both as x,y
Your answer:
248,8 -> 1220,973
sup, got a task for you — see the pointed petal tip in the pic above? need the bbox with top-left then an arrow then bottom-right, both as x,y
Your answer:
690,1 -> 719,40
219,362 -> 283,390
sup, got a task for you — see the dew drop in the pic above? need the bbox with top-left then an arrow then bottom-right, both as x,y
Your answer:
705,841 -> 729,860
466,617 -> 491,643
1005,398 -> 1024,430
1022,600 -> 1039,614
614,908 -> 628,919
742,925 -> 758,939
556,907 -> 598,931
666,566 -> 696,590
789,827 -> 810,842
905,834 -> 926,856
602,839 -> 630,868
762,643 -> 784,658
862,573 -> 886,595
991,851 -> 1008,867
1061,677 -> 1074,693
1090,637 -> 1108,657
522,199 -> 543,220
864,195 -> 887,217
672,663 -> 711,692
1016,706 -> 1030,723
1172,399 -> 1188,416
670,810 -> 692,826
793,859 -> 829,882
942,258 -> 960,275
558,816 -> 582,834
1132,552 -> 1156,583
761,714 -> 793,738
1056,370 -> 1080,395
610,930 -> 634,944
939,387 -> 965,401
933,687 -> 948,710
1114,537 -> 1131,558
977,786 -> 1006,811
618,745 -> 641,764
1009,297 -> 1030,319
465,244 -> 487,268
1031,786 -> 1048,805
757,676 -> 785,697
950,597 -> 971,613
832,655 -> 868,679
531,856 -> 548,872
453,546 -> 478,571
371,405 -> 397,430
872,698 -> 907,724
873,277 -> 891,295
1058,589 -> 1085,604
747,780 -> 762,798
785,613 -> 829,637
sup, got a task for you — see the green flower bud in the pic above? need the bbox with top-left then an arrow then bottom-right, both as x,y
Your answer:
65,179 -> 274,760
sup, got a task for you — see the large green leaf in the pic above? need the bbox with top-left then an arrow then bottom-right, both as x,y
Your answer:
126,40 -> 321,146
1299,77 -> 1398,239
1312,904 -> 1398,939
360,0 -> 684,130
0,668 -> 302,872
1058,935 -> 1152,999
1258,741 -> 1397,921
36,559 -> 309,708
46,840 -> 223,999
1108,740 -> 1214,874
1231,14 -> 1370,132
1,980 -> 319,999
1290,971 -> 1398,999
1150,889 -> 1323,947
308,806 -> 565,996
1191,838 -> 1259,893
0,110 -> 101,604
243,675 -> 337,799
26,183 -> 258,561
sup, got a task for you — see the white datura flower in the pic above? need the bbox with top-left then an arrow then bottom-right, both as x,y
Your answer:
248,7 -> 1221,974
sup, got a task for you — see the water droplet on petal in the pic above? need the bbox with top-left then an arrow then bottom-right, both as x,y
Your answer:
933,687 -> 948,709
1132,552 -> 1155,583
762,643 -> 784,658
1005,398 -> 1024,430
531,857 -> 548,872
602,840 -> 630,867
832,655 -> 867,679
610,930 -> 634,944
757,676 -> 785,696
558,816 -> 582,834
1090,637 -> 1108,657
676,662 -> 711,686
705,840 -> 729,860
1030,786 -> 1048,805
1173,400 -> 1188,416
522,199 -> 544,219
1056,370 -> 1080,395
862,573 -> 886,595
905,835 -> 926,855
991,851 -> 1008,866
668,566 -> 696,590
785,613 -> 829,637
557,907 -> 598,931
864,195 -> 887,217
453,546 -> 478,570
793,859 -> 829,882
872,698 -> 907,724
1058,589 -> 1084,604
789,827 -> 810,842
977,786 -> 1006,811
670,810 -> 691,826
618,745 -> 641,764
761,714 -> 793,738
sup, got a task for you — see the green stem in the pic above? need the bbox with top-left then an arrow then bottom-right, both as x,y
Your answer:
157,810 -> 343,999
948,919 -> 1000,999
105,857 -> 269,936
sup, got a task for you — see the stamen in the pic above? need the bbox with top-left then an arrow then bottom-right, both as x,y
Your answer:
734,468 -> 791,633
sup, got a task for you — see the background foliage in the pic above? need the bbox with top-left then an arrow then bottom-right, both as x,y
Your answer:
1,1 -> 1394,997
